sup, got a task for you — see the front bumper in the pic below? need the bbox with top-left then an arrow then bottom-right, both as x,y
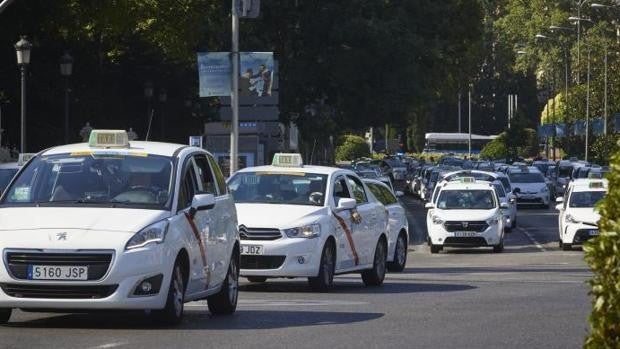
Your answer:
240,237 -> 322,278
516,193 -> 549,206
0,246 -> 173,310
428,224 -> 503,247
561,222 -> 599,245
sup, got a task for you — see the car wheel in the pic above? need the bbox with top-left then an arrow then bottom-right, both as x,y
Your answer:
208,250 -> 239,315
308,240 -> 335,292
562,242 -> 572,251
155,259 -> 186,326
493,238 -> 504,253
362,238 -> 387,286
246,276 -> 267,283
0,308 -> 11,325
387,233 -> 407,272
430,244 -> 441,254
558,239 -> 563,248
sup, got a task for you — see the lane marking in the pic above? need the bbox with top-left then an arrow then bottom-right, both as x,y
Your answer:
186,299 -> 367,308
88,342 -> 129,349
516,227 -> 547,252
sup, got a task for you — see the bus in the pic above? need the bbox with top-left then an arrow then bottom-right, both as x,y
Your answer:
424,133 -> 498,154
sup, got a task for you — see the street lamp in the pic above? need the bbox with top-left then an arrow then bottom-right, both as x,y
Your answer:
158,88 -> 167,140
15,36 -> 32,153
590,3 -> 617,134
144,81 -> 154,140
59,51 -> 73,144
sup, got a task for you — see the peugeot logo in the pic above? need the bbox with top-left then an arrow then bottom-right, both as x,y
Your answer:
461,222 -> 469,228
56,232 -> 68,241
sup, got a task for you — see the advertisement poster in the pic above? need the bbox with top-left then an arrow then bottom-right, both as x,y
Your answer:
239,52 -> 274,97
555,123 -> 567,138
574,120 -> 586,135
197,52 -> 231,97
592,118 -> 604,135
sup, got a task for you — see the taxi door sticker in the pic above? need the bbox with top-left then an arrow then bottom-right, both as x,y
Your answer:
332,210 -> 360,265
184,212 -> 210,289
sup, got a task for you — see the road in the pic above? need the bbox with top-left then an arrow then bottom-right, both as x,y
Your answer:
0,196 -> 592,349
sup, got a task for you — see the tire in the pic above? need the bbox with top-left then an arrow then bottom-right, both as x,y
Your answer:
562,242 -> 572,251
0,308 -> 11,325
208,250 -> 239,315
155,259 -> 186,326
493,238 -> 504,253
246,276 -> 267,283
308,240 -> 335,292
387,234 -> 407,272
558,239 -> 563,248
430,244 -> 441,254
362,238 -> 387,286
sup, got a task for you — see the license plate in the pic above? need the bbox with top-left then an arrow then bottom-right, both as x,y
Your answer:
589,230 -> 599,236
241,244 -> 264,255
28,265 -> 88,280
454,232 -> 478,237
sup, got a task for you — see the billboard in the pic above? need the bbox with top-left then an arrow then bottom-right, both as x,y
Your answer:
239,52 -> 274,97
197,52 -> 231,97
555,123 -> 567,138
592,118 -> 604,135
574,120 -> 586,135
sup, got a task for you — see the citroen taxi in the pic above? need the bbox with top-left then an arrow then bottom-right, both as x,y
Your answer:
425,177 -> 507,254
555,179 -> 607,251
0,130 -> 240,325
227,153 -> 389,291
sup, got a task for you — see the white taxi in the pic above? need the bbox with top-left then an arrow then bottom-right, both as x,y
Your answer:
425,178 -> 507,253
227,153 -> 389,291
0,130 -> 240,325
556,179 -> 607,251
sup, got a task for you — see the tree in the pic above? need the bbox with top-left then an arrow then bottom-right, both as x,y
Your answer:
335,134 -> 370,162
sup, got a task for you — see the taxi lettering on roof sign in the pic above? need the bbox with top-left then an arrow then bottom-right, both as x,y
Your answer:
589,181 -> 605,189
88,129 -> 129,148
272,153 -> 303,167
17,153 -> 35,166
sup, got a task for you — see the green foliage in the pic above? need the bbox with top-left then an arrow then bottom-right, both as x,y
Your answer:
335,135 -> 370,162
591,134 -> 620,166
584,141 -> 620,348
480,135 -> 508,159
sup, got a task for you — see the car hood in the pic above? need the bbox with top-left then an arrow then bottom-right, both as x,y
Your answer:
568,208 -> 600,225
235,203 -> 328,228
0,207 -> 169,233
434,209 -> 496,221
513,182 -> 546,193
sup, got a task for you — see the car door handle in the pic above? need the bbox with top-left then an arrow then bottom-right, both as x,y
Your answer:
216,236 -> 227,243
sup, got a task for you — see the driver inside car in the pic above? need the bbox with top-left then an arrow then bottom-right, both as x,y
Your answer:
112,172 -> 158,204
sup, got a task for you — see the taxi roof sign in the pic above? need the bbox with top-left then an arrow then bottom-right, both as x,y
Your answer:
88,130 -> 129,148
589,181 -> 606,189
17,153 -> 35,166
272,153 -> 303,167
458,177 -> 476,183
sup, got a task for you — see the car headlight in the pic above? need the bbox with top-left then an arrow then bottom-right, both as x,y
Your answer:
565,214 -> 580,224
540,186 -> 549,193
431,215 -> 444,225
486,217 -> 500,225
284,224 -> 321,238
126,220 -> 169,250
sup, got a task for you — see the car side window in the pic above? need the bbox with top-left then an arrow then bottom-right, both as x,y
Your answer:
333,176 -> 351,203
177,162 -> 199,211
380,186 -> 397,205
208,155 -> 227,195
366,183 -> 387,205
346,175 -> 368,204
194,155 -> 217,195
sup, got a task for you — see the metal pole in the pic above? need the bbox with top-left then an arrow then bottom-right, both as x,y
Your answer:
585,49 -> 590,162
385,123 -> 389,153
64,77 -> 70,144
468,89 -> 472,158
604,46 -> 608,135
577,5 -> 581,85
20,65 -> 26,153
565,47 -> 569,123
369,127 -> 373,153
552,69 -> 557,161
0,102 -> 3,147
546,79 -> 550,159
230,0 -> 240,174
458,93 -> 462,133
508,94 -> 512,129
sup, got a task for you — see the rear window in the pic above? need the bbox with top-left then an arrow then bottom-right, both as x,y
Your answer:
509,173 -> 545,183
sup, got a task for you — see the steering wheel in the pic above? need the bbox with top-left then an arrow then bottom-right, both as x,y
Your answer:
127,185 -> 160,196
309,192 -> 323,205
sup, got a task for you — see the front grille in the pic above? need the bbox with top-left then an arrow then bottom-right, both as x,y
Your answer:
239,226 -> 282,241
444,221 -> 488,232
0,283 -> 118,299
444,237 -> 488,246
574,229 -> 599,244
517,197 -> 543,203
240,255 -> 285,269
5,252 -> 113,281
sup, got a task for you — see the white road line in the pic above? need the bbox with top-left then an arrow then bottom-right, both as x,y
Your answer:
517,227 -> 547,252
88,342 -> 129,349
186,299 -> 367,308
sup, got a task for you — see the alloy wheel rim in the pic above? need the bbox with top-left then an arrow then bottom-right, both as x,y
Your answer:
376,243 -> 386,277
396,237 -> 406,266
173,267 -> 183,317
228,258 -> 239,305
324,246 -> 334,284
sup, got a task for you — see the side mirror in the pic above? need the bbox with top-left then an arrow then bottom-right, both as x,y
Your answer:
500,202 -> 509,209
424,203 -> 434,209
189,193 -> 215,218
336,198 -> 357,211
513,187 -> 521,194
395,191 -> 404,197
555,204 -> 564,211
555,197 -> 564,203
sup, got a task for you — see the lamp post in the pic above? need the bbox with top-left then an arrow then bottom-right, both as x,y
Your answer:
59,52 -> 73,144
144,81 -> 154,140
570,0 -> 594,84
15,36 -> 32,153
535,34 -> 570,125
158,88 -> 167,140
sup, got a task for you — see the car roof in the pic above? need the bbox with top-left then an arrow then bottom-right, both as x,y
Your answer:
440,180 -> 494,190
42,141 -> 192,157
236,164 -> 346,176
569,178 -> 608,191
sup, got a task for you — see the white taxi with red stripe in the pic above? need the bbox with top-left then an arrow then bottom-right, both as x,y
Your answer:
0,130 -> 240,325
227,153 -> 389,291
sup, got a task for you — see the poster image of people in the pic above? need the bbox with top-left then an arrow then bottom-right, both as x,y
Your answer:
239,52 -> 274,97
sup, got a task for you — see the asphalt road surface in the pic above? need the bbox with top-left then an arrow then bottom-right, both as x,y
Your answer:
0,195 -> 592,349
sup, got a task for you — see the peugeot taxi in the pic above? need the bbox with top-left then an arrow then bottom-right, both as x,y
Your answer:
227,153 -> 389,291
425,177 -> 507,254
0,130 -> 240,325
555,179 -> 607,251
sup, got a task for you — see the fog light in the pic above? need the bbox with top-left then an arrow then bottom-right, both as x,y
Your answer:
133,274 -> 163,296
141,281 -> 152,293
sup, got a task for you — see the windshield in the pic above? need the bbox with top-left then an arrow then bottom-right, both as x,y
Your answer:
493,184 -> 506,198
227,172 -> 327,206
558,166 -> 573,178
533,163 -> 549,173
569,191 -> 606,208
437,189 -> 496,210
0,168 -> 19,192
509,173 -> 545,183
2,153 -> 173,209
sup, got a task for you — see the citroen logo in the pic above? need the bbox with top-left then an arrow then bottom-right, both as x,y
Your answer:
56,232 -> 68,241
